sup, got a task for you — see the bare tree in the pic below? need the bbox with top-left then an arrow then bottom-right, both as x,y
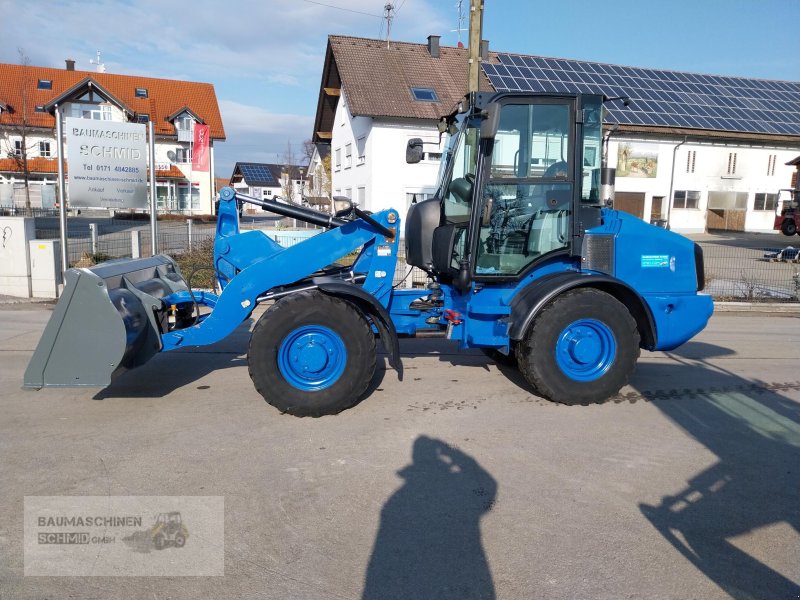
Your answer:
280,140 -> 302,204
2,49 -> 34,215
301,138 -> 315,164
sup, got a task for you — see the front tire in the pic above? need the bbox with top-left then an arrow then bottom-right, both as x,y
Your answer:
248,291 -> 376,417
781,219 -> 797,236
516,289 -> 640,405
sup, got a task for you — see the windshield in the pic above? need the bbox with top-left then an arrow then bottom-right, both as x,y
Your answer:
439,114 -> 481,224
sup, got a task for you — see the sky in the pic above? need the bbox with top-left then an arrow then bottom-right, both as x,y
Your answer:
3,0 -> 799,176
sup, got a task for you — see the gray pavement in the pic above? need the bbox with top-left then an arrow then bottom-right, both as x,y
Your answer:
1,305 -> 799,599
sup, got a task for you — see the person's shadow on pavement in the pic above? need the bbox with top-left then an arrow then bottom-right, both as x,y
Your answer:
362,435 -> 497,600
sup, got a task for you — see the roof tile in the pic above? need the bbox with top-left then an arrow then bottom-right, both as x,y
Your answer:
0,63 -> 225,139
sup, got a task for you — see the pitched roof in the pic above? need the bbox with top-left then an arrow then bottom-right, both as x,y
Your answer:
485,53 -> 800,142
313,35 -> 492,141
231,162 -> 306,187
0,63 -> 225,139
314,34 -> 800,144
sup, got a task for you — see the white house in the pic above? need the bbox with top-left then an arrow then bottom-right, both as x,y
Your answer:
312,35 -> 488,223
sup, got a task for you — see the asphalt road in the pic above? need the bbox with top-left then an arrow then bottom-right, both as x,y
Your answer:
1,306 -> 799,599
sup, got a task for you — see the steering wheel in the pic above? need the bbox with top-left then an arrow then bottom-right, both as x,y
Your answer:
544,161 -> 568,178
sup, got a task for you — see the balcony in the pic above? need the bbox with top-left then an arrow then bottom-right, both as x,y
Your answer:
177,129 -> 193,143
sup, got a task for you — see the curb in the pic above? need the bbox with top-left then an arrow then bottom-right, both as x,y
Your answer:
714,301 -> 800,314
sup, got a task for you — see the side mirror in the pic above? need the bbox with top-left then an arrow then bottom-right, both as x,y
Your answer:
333,196 -> 353,217
406,138 -> 424,164
480,102 -> 500,139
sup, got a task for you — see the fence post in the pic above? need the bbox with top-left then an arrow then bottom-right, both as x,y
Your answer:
131,230 -> 142,259
186,219 -> 193,252
89,223 -> 98,255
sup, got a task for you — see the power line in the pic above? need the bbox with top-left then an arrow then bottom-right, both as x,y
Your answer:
301,0 -> 382,18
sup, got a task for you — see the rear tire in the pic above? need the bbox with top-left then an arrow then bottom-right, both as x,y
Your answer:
781,219 -> 797,236
248,291 -> 376,417
516,288 -> 640,405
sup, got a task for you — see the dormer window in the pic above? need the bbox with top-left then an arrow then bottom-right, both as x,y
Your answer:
175,115 -> 194,130
38,79 -> 52,90
411,87 -> 438,102
135,87 -> 148,98
75,89 -> 106,103
71,103 -> 112,120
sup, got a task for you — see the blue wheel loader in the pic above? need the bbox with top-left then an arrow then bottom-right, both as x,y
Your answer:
24,92 -> 713,416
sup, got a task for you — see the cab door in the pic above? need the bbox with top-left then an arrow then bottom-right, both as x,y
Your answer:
472,97 -> 576,278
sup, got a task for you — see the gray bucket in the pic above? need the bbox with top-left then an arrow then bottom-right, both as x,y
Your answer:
24,255 -> 189,389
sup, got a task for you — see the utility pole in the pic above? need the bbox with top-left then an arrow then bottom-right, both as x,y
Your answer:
467,0 -> 484,93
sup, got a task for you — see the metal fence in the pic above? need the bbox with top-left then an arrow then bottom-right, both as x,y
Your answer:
34,216 -> 797,301
699,241 -> 800,301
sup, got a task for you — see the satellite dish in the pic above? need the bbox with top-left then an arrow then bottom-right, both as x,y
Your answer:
167,150 -> 176,161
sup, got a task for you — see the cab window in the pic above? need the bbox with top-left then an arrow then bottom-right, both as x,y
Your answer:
477,101 -> 573,276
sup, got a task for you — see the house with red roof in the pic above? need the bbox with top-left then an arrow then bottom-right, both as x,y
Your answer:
0,59 -> 225,214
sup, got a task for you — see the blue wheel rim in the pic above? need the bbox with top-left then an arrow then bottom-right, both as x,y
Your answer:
555,319 -> 617,382
278,325 -> 347,391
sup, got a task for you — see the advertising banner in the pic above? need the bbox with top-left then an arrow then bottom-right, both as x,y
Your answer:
65,118 -> 148,208
192,124 -> 210,172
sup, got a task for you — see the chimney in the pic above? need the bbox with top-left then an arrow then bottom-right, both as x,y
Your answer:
427,35 -> 440,58
480,40 -> 489,61
65,58 -> 75,71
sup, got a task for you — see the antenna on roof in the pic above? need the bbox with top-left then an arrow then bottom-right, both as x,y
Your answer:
89,50 -> 106,73
453,0 -> 466,48
383,3 -> 394,48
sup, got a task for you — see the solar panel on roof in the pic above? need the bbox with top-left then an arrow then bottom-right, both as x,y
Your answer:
238,163 -> 275,186
483,55 -> 800,137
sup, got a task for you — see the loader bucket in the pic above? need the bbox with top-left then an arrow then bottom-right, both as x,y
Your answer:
24,255 -> 189,389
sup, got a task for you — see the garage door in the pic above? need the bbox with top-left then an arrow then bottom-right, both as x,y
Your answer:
614,192 -> 645,219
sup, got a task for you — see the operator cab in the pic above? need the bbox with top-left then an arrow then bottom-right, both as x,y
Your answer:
405,91 -> 604,289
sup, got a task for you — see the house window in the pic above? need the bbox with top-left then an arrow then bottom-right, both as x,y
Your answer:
411,87 -> 438,102
35,105 -> 46,113
357,136 -> 366,165
345,143 -> 352,169
135,88 -> 148,98
425,152 -> 442,162
37,79 -> 52,90
673,190 -> 700,209
136,114 -> 150,123
344,188 -> 352,199
176,147 -> 192,163
767,154 -> 777,176
11,139 -> 22,157
754,193 -> 778,211
175,116 -> 194,130
334,148 -> 341,170
39,141 -> 52,158
686,150 -> 696,173
726,152 -> 737,175
357,186 -> 366,207
70,103 -> 112,120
